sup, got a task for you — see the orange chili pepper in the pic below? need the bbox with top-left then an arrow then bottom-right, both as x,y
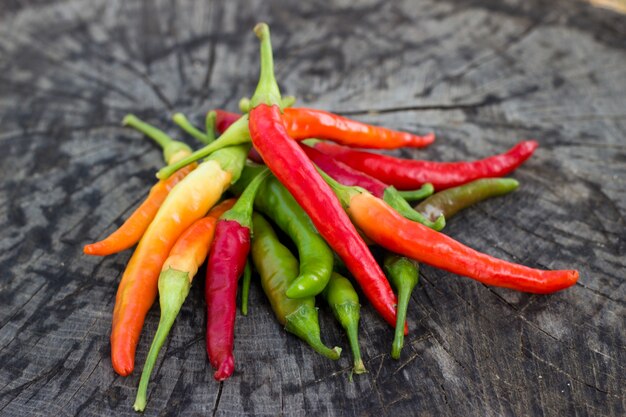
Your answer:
347,192 -> 579,294
111,157 -> 235,376
133,198 -> 235,412
83,163 -> 197,256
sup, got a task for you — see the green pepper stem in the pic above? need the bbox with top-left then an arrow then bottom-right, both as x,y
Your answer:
249,23 -> 282,109
391,281 -> 412,359
316,167 -> 362,208
222,168 -> 270,228
133,269 -> 191,412
123,114 -> 191,164
383,187 -> 445,231
384,255 -> 419,360
396,183 -> 434,202
241,96 -> 295,113
285,305 -> 341,360
241,260 -> 252,316
172,112 -> 211,144
156,115 -> 250,180
335,303 -> 366,375
205,111 -> 217,142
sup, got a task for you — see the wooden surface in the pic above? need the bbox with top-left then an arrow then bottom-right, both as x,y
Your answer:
1,0 -> 625,416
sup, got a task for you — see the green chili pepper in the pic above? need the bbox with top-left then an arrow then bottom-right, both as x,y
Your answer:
232,164 -> 334,298
415,178 -> 519,224
251,213 -> 341,360
383,254 -> 419,359
321,272 -> 366,376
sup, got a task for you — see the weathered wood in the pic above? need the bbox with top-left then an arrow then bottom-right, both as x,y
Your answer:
0,0 -> 624,416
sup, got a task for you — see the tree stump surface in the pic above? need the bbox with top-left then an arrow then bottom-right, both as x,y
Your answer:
0,0 -> 624,416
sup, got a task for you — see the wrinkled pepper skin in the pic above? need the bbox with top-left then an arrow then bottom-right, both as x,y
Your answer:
314,140 -> 538,190
205,221 -> 250,381
348,193 -> 579,294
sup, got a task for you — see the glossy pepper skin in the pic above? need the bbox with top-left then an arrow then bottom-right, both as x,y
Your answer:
251,213 -> 341,359
212,108 -> 434,149
313,140 -> 538,191
247,23 -> 399,328
383,255 -> 419,359
83,164 -> 195,256
205,169 -> 269,381
321,273 -> 366,375
110,145 -> 247,377
301,143 -> 444,231
231,165 -> 334,299
415,178 -> 519,223
347,192 -> 579,294
133,199 -> 235,412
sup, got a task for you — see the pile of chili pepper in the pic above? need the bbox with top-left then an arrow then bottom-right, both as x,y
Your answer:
83,23 -> 579,412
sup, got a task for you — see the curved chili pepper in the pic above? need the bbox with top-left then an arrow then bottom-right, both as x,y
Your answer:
110,145 -> 248,376
301,143 -> 444,230
172,112 -> 213,144
323,175 -> 579,293
383,254 -> 419,359
212,107 -> 433,150
133,199 -> 235,412
415,178 -> 519,223
205,169 -> 269,381
321,272 -> 366,375
83,164 -> 195,256
247,23 -> 399,329
251,213 -> 341,359
313,140 -> 538,191
231,165 -> 334,299
84,117 -> 196,256
283,107 -> 434,148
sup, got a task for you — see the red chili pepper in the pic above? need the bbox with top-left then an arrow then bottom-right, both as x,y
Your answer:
212,108 -> 434,149
324,174 -> 579,293
247,24 -> 400,330
213,109 -> 241,135
205,169 -> 269,381
313,140 -> 539,190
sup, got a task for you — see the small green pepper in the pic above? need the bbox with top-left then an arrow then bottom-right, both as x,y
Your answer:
321,273 -> 366,375
384,254 -> 419,359
251,213 -> 341,360
233,165 -> 334,298
415,178 -> 519,224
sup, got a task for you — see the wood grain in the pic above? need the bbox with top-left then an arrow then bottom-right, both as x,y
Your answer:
0,0 -> 624,416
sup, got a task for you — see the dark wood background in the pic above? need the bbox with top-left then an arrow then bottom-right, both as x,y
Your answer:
0,0 -> 624,416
